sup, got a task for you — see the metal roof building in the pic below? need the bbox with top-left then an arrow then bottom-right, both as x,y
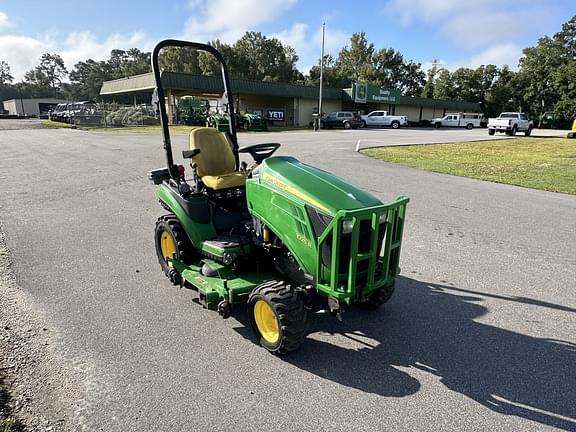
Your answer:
100,72 -> 481,126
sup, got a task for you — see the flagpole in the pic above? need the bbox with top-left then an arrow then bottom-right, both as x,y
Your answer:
317,22 -> 325,132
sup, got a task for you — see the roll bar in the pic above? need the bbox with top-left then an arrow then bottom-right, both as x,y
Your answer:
151,39 -> 239,180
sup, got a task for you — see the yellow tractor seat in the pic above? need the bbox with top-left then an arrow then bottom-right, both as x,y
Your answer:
189,127 -> 245,190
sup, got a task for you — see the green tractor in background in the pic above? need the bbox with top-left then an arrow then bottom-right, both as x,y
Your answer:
206,110 -> 230,131
148,40 -> 409,354
238,112 -> 268,131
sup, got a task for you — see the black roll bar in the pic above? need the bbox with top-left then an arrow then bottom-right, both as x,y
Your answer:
151,39 -> 239,180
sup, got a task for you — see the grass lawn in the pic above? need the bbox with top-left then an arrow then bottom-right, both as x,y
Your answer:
41,120 -> 73,128
362,138 -> 576,194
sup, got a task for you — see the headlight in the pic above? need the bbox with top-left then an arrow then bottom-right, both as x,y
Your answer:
342,219 -> 354,234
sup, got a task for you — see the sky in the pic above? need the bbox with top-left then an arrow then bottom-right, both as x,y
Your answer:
0,0 -> 573,81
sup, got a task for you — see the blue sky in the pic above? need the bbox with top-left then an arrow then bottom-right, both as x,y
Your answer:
0,0 -> 573,81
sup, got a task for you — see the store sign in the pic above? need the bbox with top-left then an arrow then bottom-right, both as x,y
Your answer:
267,109 -> 285,121
353,83 -> 400,104
354,84 -> 367,103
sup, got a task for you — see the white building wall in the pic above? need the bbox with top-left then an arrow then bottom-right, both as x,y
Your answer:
2,98 -> 67,116
296,98 -> 341,126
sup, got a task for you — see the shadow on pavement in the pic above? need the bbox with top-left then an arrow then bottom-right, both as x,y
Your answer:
243,276 -> 576,430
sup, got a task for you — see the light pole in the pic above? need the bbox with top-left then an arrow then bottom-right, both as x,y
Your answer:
317,23 -> 325,132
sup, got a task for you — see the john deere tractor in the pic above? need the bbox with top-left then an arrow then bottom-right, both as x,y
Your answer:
149,40 -> 409,354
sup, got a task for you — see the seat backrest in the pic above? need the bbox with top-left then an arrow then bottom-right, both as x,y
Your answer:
189,127 -> 236,177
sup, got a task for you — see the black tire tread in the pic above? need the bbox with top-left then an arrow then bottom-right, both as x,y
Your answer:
249,280 -> 308,354
155,214 -> 194,284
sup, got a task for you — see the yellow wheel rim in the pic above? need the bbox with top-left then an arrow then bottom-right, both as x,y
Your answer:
254,300 -> 280,344
160,231 -> 176,266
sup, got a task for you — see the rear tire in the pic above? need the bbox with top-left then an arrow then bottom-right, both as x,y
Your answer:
510,125 -> 517,136
155,214 -> 194,285
391,121 -> 400,129
248,280 -> 308,354
466,123 -> 473,130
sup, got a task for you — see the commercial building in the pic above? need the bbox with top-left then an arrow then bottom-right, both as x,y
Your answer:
2,98 -> 68,118
99,73 -> 480,126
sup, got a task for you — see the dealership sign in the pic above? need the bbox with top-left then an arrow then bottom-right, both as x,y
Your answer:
352,84 -> 400,104
267,109 -> 285,121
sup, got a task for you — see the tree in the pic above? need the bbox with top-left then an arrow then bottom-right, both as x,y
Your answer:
421,60 -> 440,99
24,53 -> 68,92
66,59 -> 111,100
234,32 -> 300,82
516,15 -> 576,117
484,65 -> 518,116
433,69 -> 455,100
159,47 -> 201,74
0,60 -> 13,85
335,32 -> 375,84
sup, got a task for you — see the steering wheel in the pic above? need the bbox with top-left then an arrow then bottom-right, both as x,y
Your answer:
238,142 -> 281,164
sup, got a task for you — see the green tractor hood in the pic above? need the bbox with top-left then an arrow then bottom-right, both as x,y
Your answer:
255,156 -> 382,215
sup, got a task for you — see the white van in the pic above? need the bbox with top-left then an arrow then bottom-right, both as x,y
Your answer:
431,113 -> 482,129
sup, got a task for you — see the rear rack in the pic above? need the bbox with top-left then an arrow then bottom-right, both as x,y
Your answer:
315,195 -> 409,301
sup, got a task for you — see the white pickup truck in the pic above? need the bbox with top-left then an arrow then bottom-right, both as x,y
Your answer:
360,111 -> 408,129
487,112 -> 533,136
431,113 -> 482,129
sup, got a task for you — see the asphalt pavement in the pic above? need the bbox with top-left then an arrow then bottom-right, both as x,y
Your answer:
0,125 -> 575,431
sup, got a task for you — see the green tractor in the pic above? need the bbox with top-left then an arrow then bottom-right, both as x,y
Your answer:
206,110 -> 230,131
239,112 -> 268,132
148,40 -> 409,354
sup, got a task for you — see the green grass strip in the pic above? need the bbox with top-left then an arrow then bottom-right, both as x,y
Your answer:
362,138 -> 576,194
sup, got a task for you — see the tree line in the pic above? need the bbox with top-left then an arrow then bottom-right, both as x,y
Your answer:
0,15 -> 574,119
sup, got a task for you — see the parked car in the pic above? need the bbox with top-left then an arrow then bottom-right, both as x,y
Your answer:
487,112 -> 533,136
321,111 -> 363,129
431,113 -> 482,129
360,111 -> 408,128
49,103 -> 68,122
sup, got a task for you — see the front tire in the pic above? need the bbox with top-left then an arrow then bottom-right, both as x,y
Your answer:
525,126 -> 532,136
466,123 -> 473,130
355,283 -> 395,309
391,121 -> 400,129
488,128 -> 495,135
343,121 -> 352,129
248,280 -> 308,354
434,122 -> 441,128
155,214 -> 194,284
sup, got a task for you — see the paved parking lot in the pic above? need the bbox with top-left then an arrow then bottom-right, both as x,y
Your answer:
1,124 -> 575,431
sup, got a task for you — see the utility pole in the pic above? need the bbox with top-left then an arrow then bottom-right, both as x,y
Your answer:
317,22 -> 325,132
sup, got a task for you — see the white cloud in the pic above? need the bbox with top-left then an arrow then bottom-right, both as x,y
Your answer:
385,0 -> 463,25
0,11 -> 11,32
441,12 -> 536,49
463,43 -> 522,69
0,35 -> 51,80
59,31 -> 154,69
273,23 -> 308,53
273,22 -> 350,74
182,0 -> 297,42
385,0 -> 550,49
0,31 -> 155,81
434,43 -> 523,71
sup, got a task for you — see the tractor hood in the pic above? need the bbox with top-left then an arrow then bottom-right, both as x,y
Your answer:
256,156 -> 382,215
